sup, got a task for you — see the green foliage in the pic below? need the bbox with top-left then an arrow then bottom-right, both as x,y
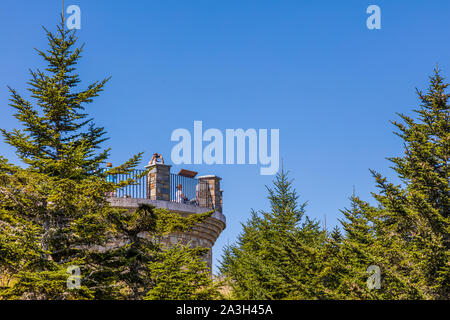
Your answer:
1,22 -> 110,178
2,12 -> 447,300
145,244 -> 222,300
367,68 -> 449,299
0,18 -> 219,300
220,169 -> 327,299
221,69 -> 449,300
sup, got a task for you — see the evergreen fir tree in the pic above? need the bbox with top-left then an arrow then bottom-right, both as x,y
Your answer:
331,196 -> 384,299
0,18 -> 218,300
145,244 -> 222,300
326,68 -> 449,299
369,68 -> 449,299
317,225 -> 343,298
220,169 -> 326,299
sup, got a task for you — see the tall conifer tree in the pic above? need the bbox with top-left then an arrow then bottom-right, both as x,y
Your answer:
0,17 -> 218,300
369,68 -> 449,299
220,169 -> 326,299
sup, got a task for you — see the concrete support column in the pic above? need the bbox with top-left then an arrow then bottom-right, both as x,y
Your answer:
145,163 -> 171,201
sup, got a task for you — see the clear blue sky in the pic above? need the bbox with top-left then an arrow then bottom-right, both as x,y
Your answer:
1,0 -> 449,272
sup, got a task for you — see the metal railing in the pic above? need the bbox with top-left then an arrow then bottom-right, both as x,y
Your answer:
109,169 -> 147,199
169,174 -> 212,208
105,170 -> 214,209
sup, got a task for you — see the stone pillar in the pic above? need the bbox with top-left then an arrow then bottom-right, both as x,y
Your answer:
197,175 -> 222,213
145,163 -> 171,201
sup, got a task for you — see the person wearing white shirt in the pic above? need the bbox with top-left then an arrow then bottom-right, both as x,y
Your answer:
176,184 -> 187,203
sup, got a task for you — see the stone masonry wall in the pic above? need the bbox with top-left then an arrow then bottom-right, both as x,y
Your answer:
108,197 -> 226,269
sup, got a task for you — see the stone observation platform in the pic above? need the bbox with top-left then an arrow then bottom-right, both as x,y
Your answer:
107,163 -> 226,268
